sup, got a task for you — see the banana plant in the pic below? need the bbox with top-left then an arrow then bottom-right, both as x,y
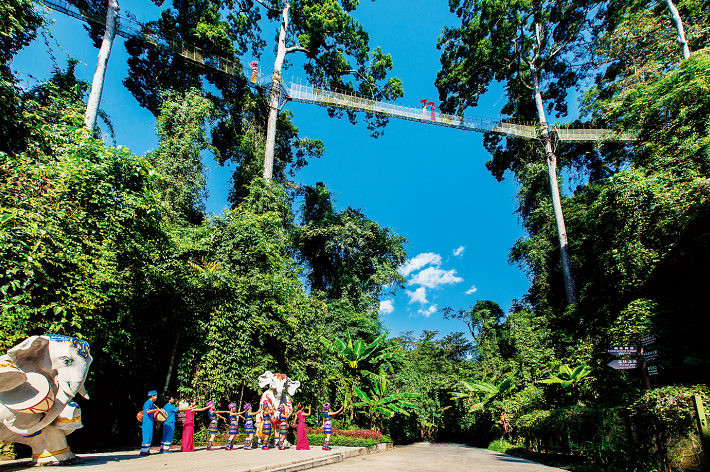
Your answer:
321,329 -> 397,370
449,376 -> 514,412
540,364 -> 594,387
351,369 -> 421,431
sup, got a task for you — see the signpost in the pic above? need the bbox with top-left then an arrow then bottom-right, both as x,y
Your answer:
607,346 -> 637,356
606,335 -> 661,389
643,350 -> 660,362
639,334 -> 659,346
608,359 -> 639,370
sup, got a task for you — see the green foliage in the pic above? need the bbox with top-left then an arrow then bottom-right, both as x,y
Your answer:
323,329 -> 394,370
305,432 -> 391,447
351,369 -> 421,431
296,182 -> 408,311
540,364 -> 594,388
450,377 -> 514,412
148,88 -> 215,222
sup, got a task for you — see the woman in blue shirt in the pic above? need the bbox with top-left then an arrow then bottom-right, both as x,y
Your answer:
160,395 -> 183,453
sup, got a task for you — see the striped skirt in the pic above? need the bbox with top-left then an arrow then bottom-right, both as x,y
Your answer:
279,419 -> 288,435
244,419 -> 254,434
324,419 -> 332,434
229,420 -> 239,435
208,419 -> 218,434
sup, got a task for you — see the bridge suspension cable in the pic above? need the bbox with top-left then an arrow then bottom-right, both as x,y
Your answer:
37,0 -> 637,143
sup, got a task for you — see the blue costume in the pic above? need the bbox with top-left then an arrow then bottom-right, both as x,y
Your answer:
140,391 -> 157,455
229,412 -> 239,435
262,413 -> 272,435
323,411 -> 332,434
279,412 -> 288,435
277,411 -> 289,449
208,410 -> 219,434
161,403 -> 178,452
244,411 -> 254,434
322,407 -> 333,450
261,412 -> 272,450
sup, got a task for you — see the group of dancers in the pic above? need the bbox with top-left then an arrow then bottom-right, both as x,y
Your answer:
140,389 -> 345,455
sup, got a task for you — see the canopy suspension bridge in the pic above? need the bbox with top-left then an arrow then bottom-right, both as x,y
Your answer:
38,0 -> 637,143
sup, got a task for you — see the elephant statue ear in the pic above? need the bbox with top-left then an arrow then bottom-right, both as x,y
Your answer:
7,336 -> 51,377
285,379 -> 301,396
0,356 -> 27,393
258,371 -> 274,389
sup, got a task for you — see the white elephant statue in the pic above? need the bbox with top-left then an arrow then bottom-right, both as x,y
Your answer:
0,334 -> 93,465
255,371 -> 300,444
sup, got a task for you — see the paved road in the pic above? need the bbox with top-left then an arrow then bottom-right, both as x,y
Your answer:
0,443 -> 564,472
317,443 -> 565,472
0,445 -> 349,472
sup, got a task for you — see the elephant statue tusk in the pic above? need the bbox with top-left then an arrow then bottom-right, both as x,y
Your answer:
78,383 -> 90,400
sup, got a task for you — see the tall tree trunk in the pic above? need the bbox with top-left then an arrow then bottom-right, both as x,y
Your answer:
531,66 -> 578,305
84,0 -> 119,132
665,0 -> 691,60
263,1 -> 290,182
163,333 -> 180,394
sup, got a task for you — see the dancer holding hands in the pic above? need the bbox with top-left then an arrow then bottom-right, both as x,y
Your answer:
294,404 -> 311,450
181,399 -> 208,452
260,402 -> 274,450
205,401 -> 227,451
321,403 -> 343,450
242,402 -> 263,450
225,403 -> 246,450
276,404 -> 289,450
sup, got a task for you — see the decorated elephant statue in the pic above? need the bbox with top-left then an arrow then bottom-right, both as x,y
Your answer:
0,335 -> 93,465
256,371 -> 300,442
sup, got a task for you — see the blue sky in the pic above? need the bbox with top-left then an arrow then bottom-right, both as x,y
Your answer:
14,0 -> 538,339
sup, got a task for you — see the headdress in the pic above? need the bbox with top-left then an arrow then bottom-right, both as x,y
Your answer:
206,400 -> 215,408
323,402 -> 330,409
228,402 -> 237,409
243,402 -> 251,410
148,390 -> 157,397
262,402 -> 269,409
277,404 -> 285,412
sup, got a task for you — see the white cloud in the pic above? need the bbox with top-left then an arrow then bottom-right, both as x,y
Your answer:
405,287 -> 428,304
379,299 -> 395,315
398,252 -> 442,277
453,246 -> 465,257
409,267 -> 464,289
418,305 -> 437,317
465,285 -> 478,295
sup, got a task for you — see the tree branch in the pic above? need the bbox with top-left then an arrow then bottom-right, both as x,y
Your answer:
253,0 -> 281,13
285,45 -> 308,54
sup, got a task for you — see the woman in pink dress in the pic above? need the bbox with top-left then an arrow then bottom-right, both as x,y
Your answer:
294,404 -> 311,450
181,400 -> 208,452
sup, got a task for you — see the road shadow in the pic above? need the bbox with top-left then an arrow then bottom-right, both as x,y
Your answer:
0,452 -> 151,470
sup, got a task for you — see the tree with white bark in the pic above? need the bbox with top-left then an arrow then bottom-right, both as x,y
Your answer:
436,0 -> 602,305
254,0 -> 404,181
83,0 -> 119,132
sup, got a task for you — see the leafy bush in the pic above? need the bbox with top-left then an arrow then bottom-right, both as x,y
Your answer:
305,426 -> 383,440
306,433 -> 391,447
